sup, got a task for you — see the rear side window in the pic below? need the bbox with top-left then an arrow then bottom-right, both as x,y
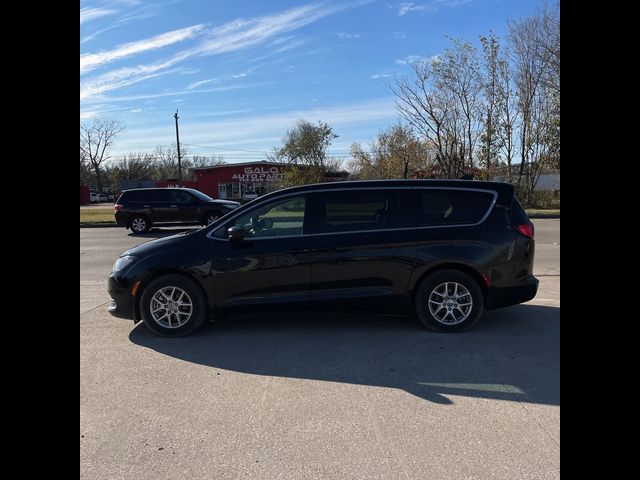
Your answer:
315,190 -> 391,233
417,189 -> 495,226
119,190 -> 144,202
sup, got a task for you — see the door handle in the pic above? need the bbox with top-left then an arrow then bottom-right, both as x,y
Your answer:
290,248 -> 311,254
313,246 -> 337,253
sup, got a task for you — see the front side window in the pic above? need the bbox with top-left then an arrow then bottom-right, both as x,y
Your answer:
214,195 -> 307,239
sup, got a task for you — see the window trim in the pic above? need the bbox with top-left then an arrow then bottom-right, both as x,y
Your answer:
206,186 -> 498,241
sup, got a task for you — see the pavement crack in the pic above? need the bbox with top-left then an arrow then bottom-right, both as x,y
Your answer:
81,301 -> 108,316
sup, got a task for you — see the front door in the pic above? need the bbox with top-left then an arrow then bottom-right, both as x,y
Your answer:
208,194 -> 312,313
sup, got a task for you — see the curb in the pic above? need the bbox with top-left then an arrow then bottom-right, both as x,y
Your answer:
80,223 -> 119,228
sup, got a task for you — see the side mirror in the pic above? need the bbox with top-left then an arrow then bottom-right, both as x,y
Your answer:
227,226 -> 248,242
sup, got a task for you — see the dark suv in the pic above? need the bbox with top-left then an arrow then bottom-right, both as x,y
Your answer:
114,187 -> 240,233
108,180 -> 538,336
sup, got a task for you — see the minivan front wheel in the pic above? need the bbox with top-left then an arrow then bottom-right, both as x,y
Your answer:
129,215 -> 150,233
415,270 -> 484,332
140,274 -> 207,336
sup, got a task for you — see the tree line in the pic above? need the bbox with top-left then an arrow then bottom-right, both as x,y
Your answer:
80,4 -> 559,204
272,4 -> 559,204
80,118 -> 225,192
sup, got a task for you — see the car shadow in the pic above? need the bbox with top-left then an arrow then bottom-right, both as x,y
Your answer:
129,304 -> 559,406
127,227 -> 199,239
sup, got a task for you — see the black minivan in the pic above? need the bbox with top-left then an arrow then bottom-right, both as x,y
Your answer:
114,187 -> 240,233
108,180 -> 538,336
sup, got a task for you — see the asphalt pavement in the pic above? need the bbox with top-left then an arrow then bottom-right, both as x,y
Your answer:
80,219 -> 559,480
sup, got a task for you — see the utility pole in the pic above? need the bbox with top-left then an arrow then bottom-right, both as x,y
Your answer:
174,110 -> 182,187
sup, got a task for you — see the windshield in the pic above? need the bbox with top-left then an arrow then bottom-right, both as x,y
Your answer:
184,188 -> 214,202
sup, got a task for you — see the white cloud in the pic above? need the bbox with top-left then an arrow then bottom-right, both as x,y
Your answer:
129,108 -> 142,113
397,2 -> 426,16
395,54 -> 422,65
231,73 -> 247,78
80,7 -> 117,25
393,31 -> 407,39
109,98 -> 398,157
337,32 -> 362,39
371,74 -> 390,79
80,3 -> 347,101
187,79 -> 214,90
80,24 -> 204,75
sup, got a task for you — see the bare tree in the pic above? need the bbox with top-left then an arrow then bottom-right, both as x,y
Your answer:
113,153 -> 155,180
152,143 -> 190,180
390,56 -> 468,178
479,32 -> 502,177
496,47 -> 518,178
436,38 -> 483,169
80,118 -> 125,192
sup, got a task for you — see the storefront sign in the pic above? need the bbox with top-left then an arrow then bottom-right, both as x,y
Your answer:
232,166 -> 283,182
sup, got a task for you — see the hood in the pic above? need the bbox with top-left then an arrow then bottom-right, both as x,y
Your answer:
210,199 -> 240,207
121,230 -> 194,257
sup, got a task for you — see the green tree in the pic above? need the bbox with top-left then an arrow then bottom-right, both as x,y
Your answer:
349,125 -> 431,179
270,119 -> 339,187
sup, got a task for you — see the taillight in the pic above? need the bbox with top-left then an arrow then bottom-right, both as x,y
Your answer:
516,222 -> 534,239
114,204 -> 123,212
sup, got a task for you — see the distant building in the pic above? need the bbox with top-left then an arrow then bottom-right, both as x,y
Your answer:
191,161 -> 291,200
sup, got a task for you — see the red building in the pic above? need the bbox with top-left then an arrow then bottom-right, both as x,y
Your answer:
192,161 -> 290,200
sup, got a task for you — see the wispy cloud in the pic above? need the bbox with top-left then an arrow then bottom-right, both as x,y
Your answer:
109,97 -> 398,157
393,31 -> 407,39
231,73 -> 247,78
397,2 -> 426,16
396,0 -> 473,16
129,108 -> 142,113
371,74 -> 390,79
187,79 -> 214,90
80,7 -> 117,25
395,54 -> 422,65
80,24 -> 204,75
337,32 -> 363,39
81,3 -> 347,101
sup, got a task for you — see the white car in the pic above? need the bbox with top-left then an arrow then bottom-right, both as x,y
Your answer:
90,192 -> 100,203
241,191 -> 258,201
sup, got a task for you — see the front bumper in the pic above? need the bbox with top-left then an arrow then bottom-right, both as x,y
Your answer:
107,275 -> 138,321
485,276 -> 539,310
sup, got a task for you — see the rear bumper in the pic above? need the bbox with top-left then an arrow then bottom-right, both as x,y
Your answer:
107,276 -> 138,321
114,212 -> 129,227
485,276 -> 539,310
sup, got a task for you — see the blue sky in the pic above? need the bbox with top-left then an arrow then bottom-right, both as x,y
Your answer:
80,0 -> 542,163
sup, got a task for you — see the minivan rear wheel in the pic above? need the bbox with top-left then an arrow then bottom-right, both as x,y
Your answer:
415,270 -> 484,332
129,215 -> 150,233
139,274 -> 207,337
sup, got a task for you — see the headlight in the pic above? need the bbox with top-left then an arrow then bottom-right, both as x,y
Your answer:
112,256 -> 135,272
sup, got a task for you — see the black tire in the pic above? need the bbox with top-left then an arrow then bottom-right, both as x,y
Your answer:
139,274 -> 207,337
204,211 -> 221,226
129,215 -> 150,234
415,269 -> 484,332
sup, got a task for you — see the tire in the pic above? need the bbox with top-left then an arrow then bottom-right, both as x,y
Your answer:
139,274 -> 207,337
415,269 -> 484,332
204,211 -> 221,226
129,215 -> 150,234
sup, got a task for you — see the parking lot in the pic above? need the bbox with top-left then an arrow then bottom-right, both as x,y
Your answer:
80,220 -> 559,479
